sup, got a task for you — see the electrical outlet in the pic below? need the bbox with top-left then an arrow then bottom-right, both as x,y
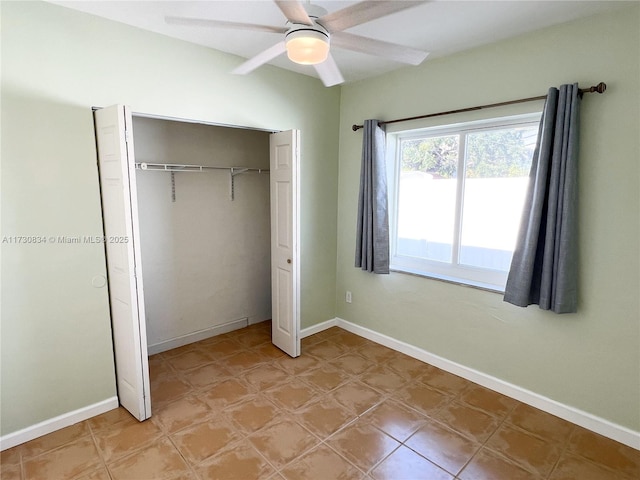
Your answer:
346,291 -> 352,303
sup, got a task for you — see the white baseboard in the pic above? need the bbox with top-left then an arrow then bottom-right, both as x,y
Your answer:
0,396 -> 118,451
300,318 -> 338,338
148,317 -> 249,355
305,317 -> 639,450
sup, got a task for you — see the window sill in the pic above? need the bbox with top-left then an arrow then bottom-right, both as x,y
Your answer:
389,267 -> 505,294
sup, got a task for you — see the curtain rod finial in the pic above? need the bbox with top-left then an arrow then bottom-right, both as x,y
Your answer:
352,124 -> 363,131
584,82 -> 607,94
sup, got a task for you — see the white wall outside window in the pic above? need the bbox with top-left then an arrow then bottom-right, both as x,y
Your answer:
387,114 -> 541,292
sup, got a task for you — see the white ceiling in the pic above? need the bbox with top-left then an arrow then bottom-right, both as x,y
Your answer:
49,0 -> 629,84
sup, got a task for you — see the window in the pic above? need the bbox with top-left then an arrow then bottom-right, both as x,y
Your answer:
387,114 -> 541,291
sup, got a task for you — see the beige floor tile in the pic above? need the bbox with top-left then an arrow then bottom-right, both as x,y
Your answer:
371,445 -> 453,480
94,419 -> 163,462
359,365 -> 409,394
300,364 -> 351,392
311,326 -> 343,341
160,343 -> 200,359
361,399 -> 428,443
434,401 -> 502,443
165,349 -> 215,372
0,462 -> 22,480
197,439 -> 275,480
220,351 -> 269,372
107,437 -> 190,480
75,465 -> 112,480
330,381 -> 383,415
248,418 -> 319,469
23,438 -> 102,480
295,397 -> 357,439
393,382 -> 451,416
182,362 -> 232,389
457,384 -> 518,418
305,340 -> 349,361
198,338 -> 244,360
252,342 -> 288,360
419,368 -> 470,396
275,355 -> 321,375
301,334 -> 325,348
458,448 -> 542,480
385,354 -> 433,380
1,445 -> 22,465
235,329 -> 271,348
549,452 -> 636,480
148,355 -> 174,382
262,378 -> 319,411
224,395 -> 280,434
405,420 -> 481,475
567,426 -> 640,477
280,443 -> 363,480
326,421 -> 400,473
485,424 -> 562,477
329,331 -> 371,349
201,378 -> 255,409
86,407 -> 139,433
20,422 -> 91,460
356,344 -> 398,364
327,352 -> 374,376
241,364 -> 290,390
150,373 -> 193,407
18,325 -> 638,480
154,395 -> 214,434
170,417 -> 241,465
506,403 -> 574,444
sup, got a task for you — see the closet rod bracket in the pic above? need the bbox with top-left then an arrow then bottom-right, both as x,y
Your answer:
230,167 -> 249,201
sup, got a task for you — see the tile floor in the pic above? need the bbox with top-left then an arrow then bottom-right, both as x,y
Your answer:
2,321 -> 639,480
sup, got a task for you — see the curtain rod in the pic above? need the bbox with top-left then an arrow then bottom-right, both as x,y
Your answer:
351,82 -> 607,132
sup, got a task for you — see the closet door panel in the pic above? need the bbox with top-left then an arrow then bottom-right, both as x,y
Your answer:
95,104 -> 151,421
270,130 -> 300,357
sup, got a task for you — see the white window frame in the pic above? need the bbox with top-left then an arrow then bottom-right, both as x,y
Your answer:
386,113 -> 542,292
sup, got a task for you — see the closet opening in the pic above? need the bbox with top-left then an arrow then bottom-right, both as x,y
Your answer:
133,115 -> 273,354
94,105 -> 300,422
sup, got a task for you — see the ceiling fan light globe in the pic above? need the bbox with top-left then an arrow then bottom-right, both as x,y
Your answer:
285,29 -> 329,65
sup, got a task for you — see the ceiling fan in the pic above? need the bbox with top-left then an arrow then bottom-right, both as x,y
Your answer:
165,0 -> 430,87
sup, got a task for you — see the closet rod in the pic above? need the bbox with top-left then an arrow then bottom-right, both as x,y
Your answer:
135,162 -> 269,174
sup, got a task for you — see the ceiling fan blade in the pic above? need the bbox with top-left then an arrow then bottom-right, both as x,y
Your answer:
274,0 -> 313,26
332,31 -> 429,65
232,41 -> 287,75
320,1 -> 426,32
165,16 -> 287,34
313,53 -> 344,87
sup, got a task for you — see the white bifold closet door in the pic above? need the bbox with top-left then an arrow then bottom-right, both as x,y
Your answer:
270,130 -> 301,358
94,105 -> 151,421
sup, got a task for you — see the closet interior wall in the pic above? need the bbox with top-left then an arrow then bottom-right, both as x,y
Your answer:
133,116 -> 272,353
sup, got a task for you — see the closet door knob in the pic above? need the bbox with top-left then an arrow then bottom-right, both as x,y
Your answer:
287,259 -> 292,264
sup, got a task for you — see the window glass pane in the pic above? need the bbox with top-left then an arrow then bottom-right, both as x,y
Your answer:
397,135 -> 459,262
459,126 -> 537,270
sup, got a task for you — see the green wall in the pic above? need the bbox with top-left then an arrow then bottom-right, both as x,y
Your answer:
336,5 -> 640,431
0,1 -> 340,435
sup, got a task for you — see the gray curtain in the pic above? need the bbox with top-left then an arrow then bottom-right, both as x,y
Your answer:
355,119 -> 390,273
504,84 -> 581,313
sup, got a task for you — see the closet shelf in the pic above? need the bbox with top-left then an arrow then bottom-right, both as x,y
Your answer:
135,162 -> 269,174
135,162 -> 269,202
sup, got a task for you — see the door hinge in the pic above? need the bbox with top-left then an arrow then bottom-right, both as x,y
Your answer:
124,129 -> 130,143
